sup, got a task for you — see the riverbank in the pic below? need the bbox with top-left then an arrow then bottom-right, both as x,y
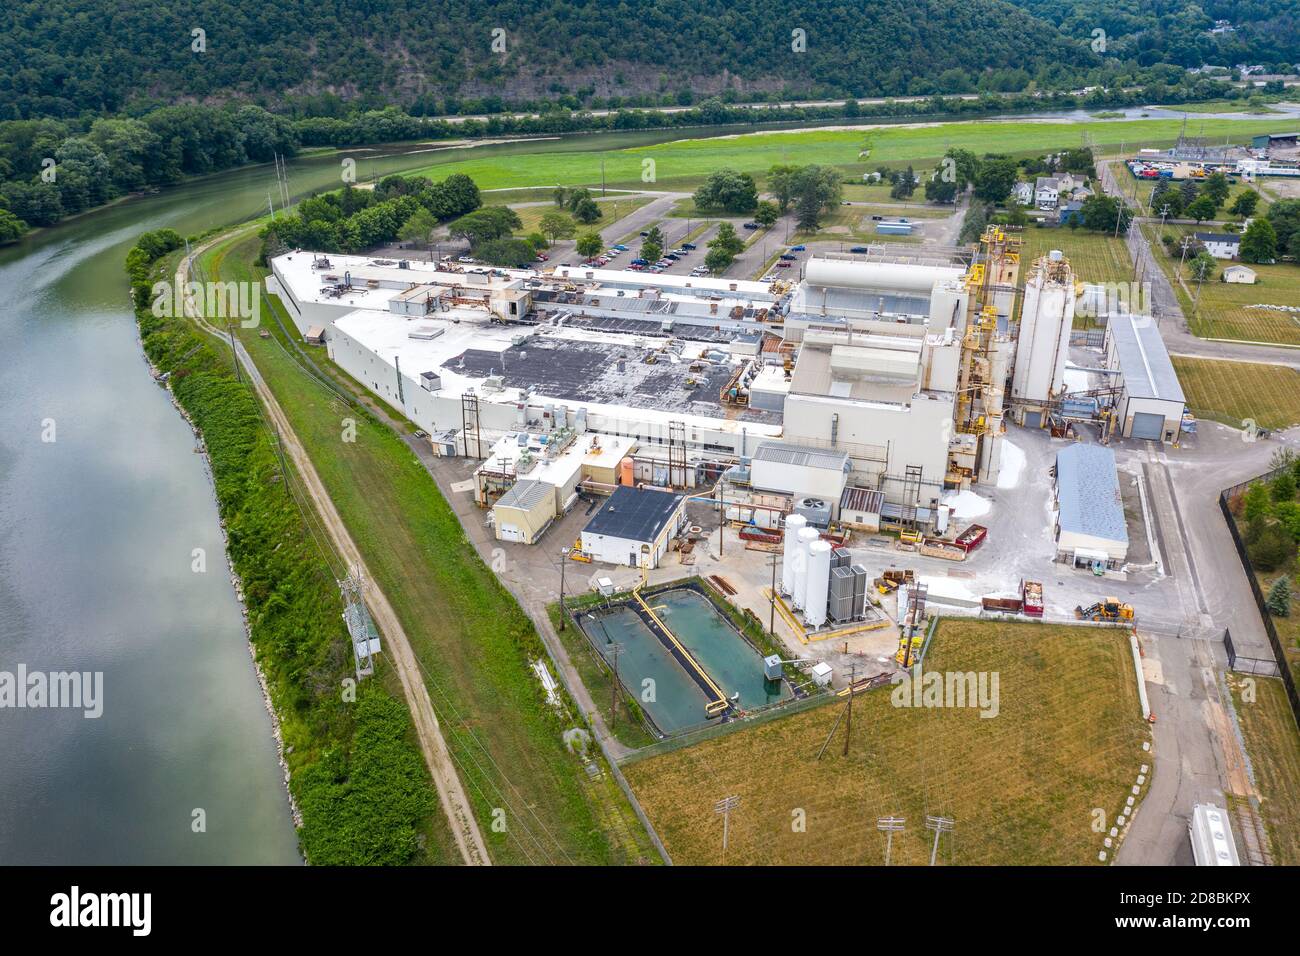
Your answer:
128,231 -> 450,865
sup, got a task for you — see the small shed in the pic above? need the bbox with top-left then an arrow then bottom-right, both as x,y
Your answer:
304,326 -> 326,345
493,479 -> 557,545
1223,264 -> 1257,284
1053,444 -> 1128,570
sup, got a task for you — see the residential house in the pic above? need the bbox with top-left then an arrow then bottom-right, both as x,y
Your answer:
1035,176 -> 1061,209
1194,232 -> 1241,260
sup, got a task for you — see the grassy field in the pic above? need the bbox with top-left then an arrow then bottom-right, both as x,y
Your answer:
1171,357 -> 1300,430
1020,227 -> 1135,285
624,619 -> 1150,865
491,193 -> 655,235
200,229 -> 659,866
1143,224 -> 1300,346
403,119 -> 1284,191
1016,227 -> 1136,327
1228,674 -> 1300,865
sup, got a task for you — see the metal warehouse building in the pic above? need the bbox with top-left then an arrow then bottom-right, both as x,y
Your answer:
1053,443 -> 1129,571
1104,313 -> 1186,443
579,486 -> 687,569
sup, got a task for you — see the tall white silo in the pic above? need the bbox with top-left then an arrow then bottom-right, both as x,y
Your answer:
781,513 -> 807,597
805,540 -> 833,629
792,526 -> 820,610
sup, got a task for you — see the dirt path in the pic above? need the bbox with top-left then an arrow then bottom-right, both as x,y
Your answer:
176,244 -> 491,866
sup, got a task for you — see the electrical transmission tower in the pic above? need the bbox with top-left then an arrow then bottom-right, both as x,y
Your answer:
877,816 -> 905,866
340,566 -> 380,679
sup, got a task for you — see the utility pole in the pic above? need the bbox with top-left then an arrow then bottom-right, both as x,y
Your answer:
609,641 -> 622,728
714,795 -> 741,859
716,482 -> 724,558
558,548 -> 568,631
925,815 -> 954,866
769,552 -> 779,637
227,323 -> 242,383
842,663 -> 856,757
1178,235 -> 1192,279
877,816 -> 905,866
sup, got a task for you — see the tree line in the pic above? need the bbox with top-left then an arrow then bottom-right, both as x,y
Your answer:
0,71 -> 1259,243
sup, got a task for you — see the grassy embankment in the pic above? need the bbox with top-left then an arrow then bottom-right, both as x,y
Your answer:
1227,674 -> 1300,865
624,619 -> 1151,865
127,231 -> 452,865
199,228 -> 660,865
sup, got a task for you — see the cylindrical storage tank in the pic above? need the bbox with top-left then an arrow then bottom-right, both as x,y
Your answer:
619,457 -> 635,487
805,540 -> 833,629
781,514 -> 807,597
792,526 -> 820,609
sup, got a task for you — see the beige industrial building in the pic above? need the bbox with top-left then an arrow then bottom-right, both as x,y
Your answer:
268,229 -> 1190,552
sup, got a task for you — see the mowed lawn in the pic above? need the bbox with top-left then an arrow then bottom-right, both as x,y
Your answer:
1228,674 -> 1300,865
1184,263 -> 1300,346
403,118 -> 1282,191
1144,224 -> 1300,346
1020,228 -> 1135,286
1171,357 -> 1300,430
624,620 -> 1150,865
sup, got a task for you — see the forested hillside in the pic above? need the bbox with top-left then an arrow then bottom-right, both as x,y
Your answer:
1004,0 -> 1298,68
4,0 -> 1100,118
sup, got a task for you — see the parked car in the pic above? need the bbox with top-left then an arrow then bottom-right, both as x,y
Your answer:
664,253 -> 679,260
457,256 -> 476,263
742,222 -> 759,230
613,244 -> 629,251
535,253 -> 548,261
639,231 -> 650,237
849,246 -> 869,253
776,260 -> 792,267
627,263 -> 645,271
779,253 -> 796,261
631,257 -> 648,266
871,215 -> 883,221
682,242 -> 697,250
789,244 -> 806,251
673,248 -> 690,255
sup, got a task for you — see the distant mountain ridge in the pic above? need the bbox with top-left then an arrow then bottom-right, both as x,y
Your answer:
1,0 -> 1291,120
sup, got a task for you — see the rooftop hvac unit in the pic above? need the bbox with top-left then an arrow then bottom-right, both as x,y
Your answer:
794,497 -> 831,529
419,371 -> 441,392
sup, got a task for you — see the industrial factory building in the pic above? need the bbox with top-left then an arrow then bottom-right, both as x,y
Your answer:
264,229 -> 1171,556
1103,314 -> 1186,443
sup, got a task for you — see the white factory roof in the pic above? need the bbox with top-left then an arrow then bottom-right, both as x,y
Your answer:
331,309 -> 783,439
550,265 -> 777,300
479,432 -> 637,487
1107,313 -> 1185,404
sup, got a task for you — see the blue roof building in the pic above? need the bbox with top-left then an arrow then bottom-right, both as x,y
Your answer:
1054,443 -> 1129,568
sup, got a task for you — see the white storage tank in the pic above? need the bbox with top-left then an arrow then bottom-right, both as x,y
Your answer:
792,526 -> 820,609
781,513 -> 807,597
805,539 -> 832,629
